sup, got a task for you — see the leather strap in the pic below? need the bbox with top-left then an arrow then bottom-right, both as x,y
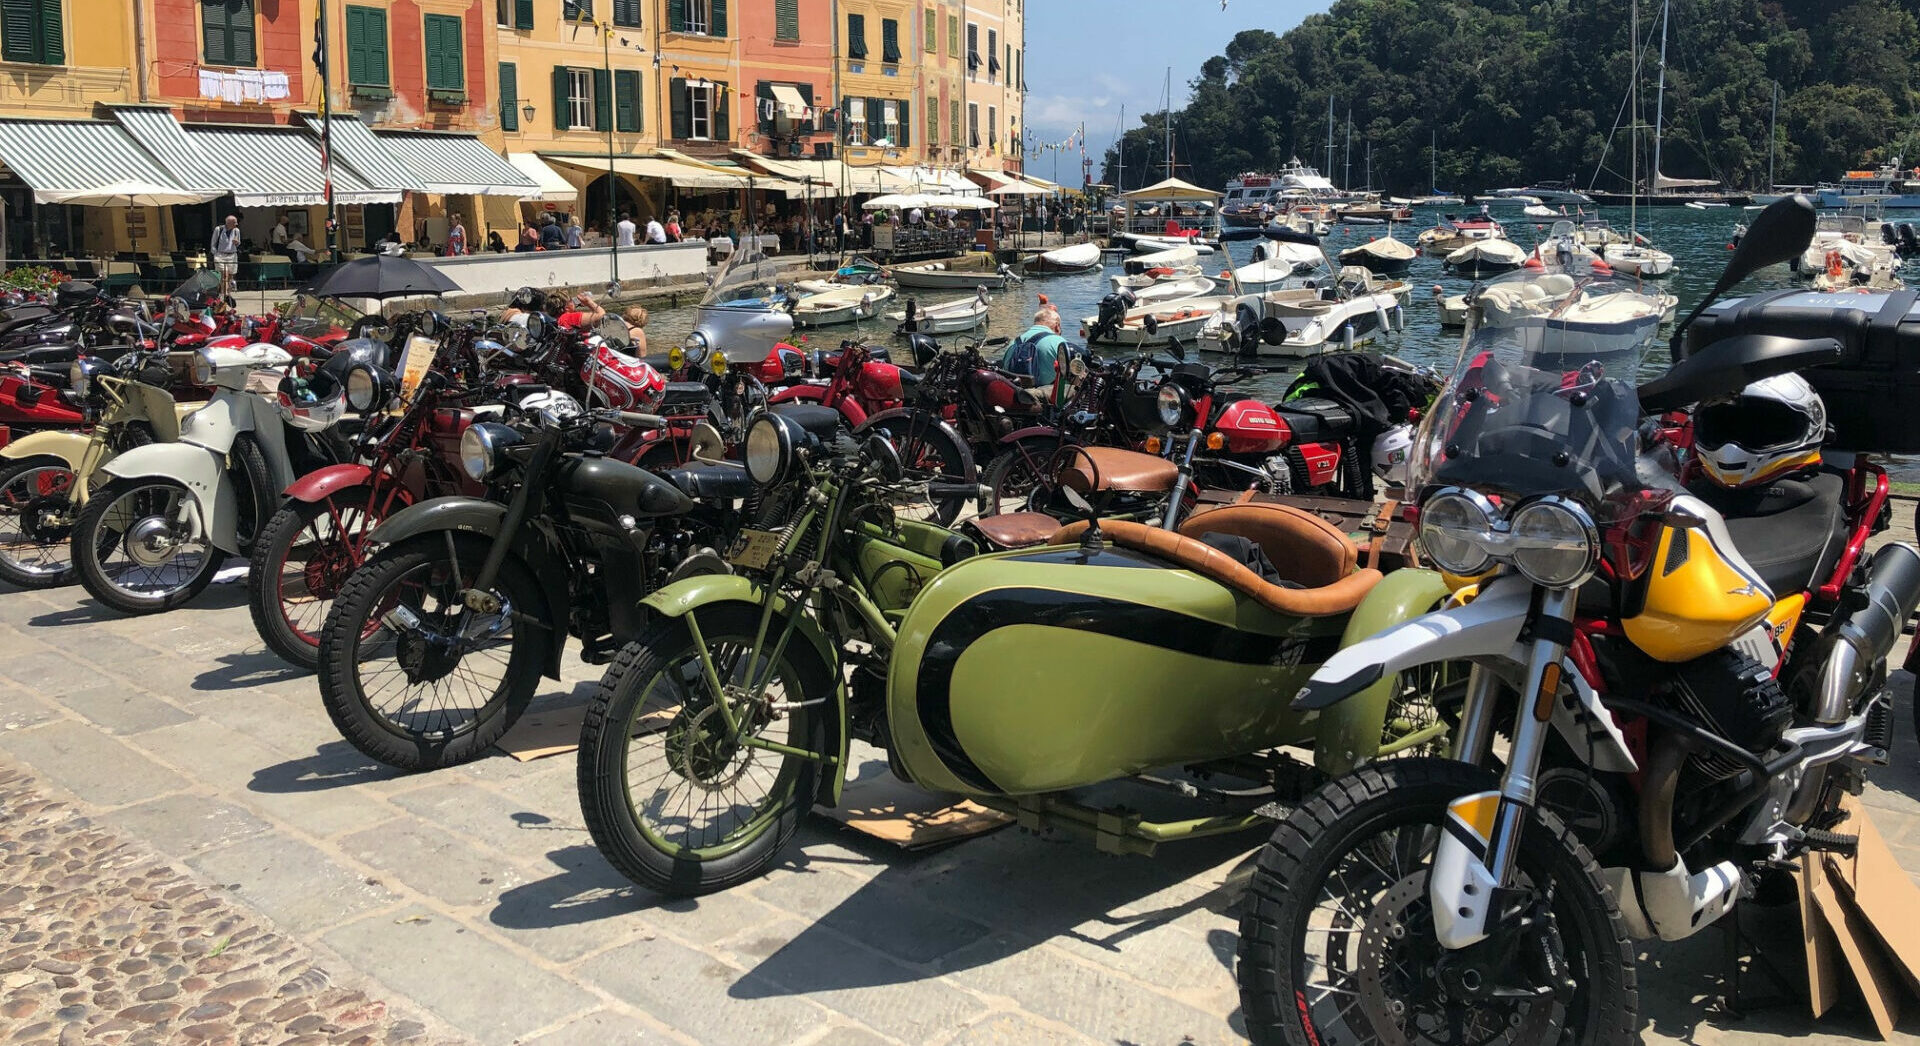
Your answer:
1365,499 -> 1399,571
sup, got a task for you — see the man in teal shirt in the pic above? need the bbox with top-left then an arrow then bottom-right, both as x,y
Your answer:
1003,304 -> 1068,401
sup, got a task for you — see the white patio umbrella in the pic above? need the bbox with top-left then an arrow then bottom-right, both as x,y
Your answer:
987,180 -> 1052,196
861,193 -> 936,211
37,181 -> 220,255
925,194 -> 997,210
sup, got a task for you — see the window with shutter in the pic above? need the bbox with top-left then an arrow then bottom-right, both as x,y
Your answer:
950,100 -> 960,150
344,6 -> 388,88
423,14 -> 463,94
592,68 -> 611,130
614,69 -> 640,132
201,0 -> 256,67
898,100 -> 909,148
553,66 -> 573,129
965,22 -> 977,72
988,105 -> 996,150
709,0 -> 725,37
514,0 -> 532,29
714,80 -> 729,140
612,0 -> 639,27
667,0 -> 683,32
774,0 -> 797,41
881,19 -> 899,63
866,96 -> 883,145
987,28 -> 997,80
2,0 -> 62,65
670,77 -> 691,140
928,101 -> 938,145
947,15 -> 957,58
569,68 -> 594,127
846,13 -> 865,59
562,0 -> 591,21
968,102 -> 978,148
499,62 -> 519,130
923,8 -> 933,52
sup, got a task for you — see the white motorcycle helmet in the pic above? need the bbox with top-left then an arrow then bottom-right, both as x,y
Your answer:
513,387 -> 585,425
1692,373 -> 1828,489
1371,424 -> 1415,487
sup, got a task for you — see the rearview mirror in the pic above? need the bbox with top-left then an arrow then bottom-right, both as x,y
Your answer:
1259,316 -> 1286,346
1670,194 -> 1816,348
1167,338 -> 1187,361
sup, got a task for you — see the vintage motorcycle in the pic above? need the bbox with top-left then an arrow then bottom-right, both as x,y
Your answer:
314,395 -> 755,771
71,342 -> 373,613
575,403 -> 1456,895
1234,197 -> 1920,1045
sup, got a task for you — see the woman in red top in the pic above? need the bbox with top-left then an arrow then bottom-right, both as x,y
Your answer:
554,291 -> 606,331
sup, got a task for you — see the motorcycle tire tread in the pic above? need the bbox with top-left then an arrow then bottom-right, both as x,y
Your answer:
229,434 -> 275,558
247,491 -> 374,673
73,477 -> 224,616
0,454 -> 81,589
316,534 -> 547,771
1236,758 -> 1639,1046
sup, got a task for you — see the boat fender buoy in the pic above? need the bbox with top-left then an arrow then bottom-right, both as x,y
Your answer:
1827,250 -> 1845,279
1342,323 -> 1356,352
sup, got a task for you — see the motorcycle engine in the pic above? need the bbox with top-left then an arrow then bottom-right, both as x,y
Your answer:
1258,454 -> 1295,495
1666,650 -> 1791,782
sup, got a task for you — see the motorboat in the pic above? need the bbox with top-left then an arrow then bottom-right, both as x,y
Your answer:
1337,234 -> 1416,276
1796,214 -> 1899,276
1443,238 -> 1528,278
1111,231 -> 1217,255
1217,239 -> 1324,293
891,254 -> 1018,290
1600,241 -> 1675,277
790,283 -> 895,328
1532,221 -> 1605,269
1200,242 -> 1406,358
1523,203 -> 1561,219
890,288 -> 991,335
1490,181 -> 1594,207
1121,245 -> 1201,278
1417,213 -> 1507,255
688,244 -> 795,360
1685,200 -> 1730,210
1806,237 -> 1902,290
1027,241 -> 1102,275
1812,251 -> 1905,292
1470,264 -> 1670,357
1573,218 -> 1629,249
1122,275 -> 1219,305
1078,294 -> 1232,347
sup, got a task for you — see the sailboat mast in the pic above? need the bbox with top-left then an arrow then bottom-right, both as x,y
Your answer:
1163,68 -> 1173,180
1767,81 -> 1778,191
1430,129 -> 1437,194
1117,103 -> 1125,192
1651,0 -> 1669,197
1629,0 -> 1639,236
1325,97 -> 1335,181
1365,141 -> 1372,192
1343,109 -> 1352,191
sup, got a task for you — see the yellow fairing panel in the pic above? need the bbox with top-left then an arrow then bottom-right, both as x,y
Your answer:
1624,510 -> 1774,664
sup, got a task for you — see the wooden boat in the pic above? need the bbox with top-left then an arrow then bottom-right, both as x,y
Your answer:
1443,238 -> 1528,278
1337,235 -> 1416,276
1078,295 -> 1232,347
891,254 -> 1016,290
890,288 -> 991,335
1028,241 -> 1102,275
791,283 -> 895,327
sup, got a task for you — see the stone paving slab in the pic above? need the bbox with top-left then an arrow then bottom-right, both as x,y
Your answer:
6,509 -> 1920,1044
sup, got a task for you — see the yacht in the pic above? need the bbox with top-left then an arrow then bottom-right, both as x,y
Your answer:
1815,160 -> 1920,210
1491,181 -> 1594,207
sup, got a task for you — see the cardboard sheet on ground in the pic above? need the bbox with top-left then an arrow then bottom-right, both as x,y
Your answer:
1798,853 -> 1843,1019
817,771 -> 1012,849
495,705 -> 676,761
1826,796 -> 1920,998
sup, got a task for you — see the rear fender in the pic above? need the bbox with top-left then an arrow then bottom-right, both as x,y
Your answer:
2,428 -> 93,471
1310,568 -> 1453,776
642,577 -> 849,804
856,410 -> 976,481
284,462 -> 376,503
370,497 -> 573,678
101,441 -> 235,552
996,424 -> 1061,447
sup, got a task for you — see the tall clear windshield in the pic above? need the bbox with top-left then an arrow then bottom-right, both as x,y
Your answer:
1406,265 -> 1677,518
700,244 -> 784,308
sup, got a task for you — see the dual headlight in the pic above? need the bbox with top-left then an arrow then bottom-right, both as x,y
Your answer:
1419,488 -> 1599,588
459,422 -> 523,482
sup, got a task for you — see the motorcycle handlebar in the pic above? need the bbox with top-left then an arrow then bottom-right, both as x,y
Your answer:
599,409 -> 667,430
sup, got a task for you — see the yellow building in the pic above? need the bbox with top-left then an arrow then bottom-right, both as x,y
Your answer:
834,0 -> 922,169
960,0 -> 1021,173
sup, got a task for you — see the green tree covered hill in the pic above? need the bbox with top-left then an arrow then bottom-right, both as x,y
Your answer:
1101,0 -> 1920,195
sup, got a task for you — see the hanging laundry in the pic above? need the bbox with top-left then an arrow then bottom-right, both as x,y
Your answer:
198,70 -> 223,100
263,72 -> 290,100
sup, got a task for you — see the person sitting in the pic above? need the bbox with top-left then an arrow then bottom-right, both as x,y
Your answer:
487,230 -> 510,253
623,306 -> 649,353
554,291 -> 604,330
1000,303 -> 1071,402
283,237 -> 315,264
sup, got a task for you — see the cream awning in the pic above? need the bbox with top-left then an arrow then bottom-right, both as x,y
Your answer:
769,84 -> 809,119
0,117 -> 194,204
506,153 -> 578,201
548,154 -> 748,190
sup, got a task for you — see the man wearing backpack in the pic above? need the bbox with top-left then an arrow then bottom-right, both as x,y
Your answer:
1001,302 -> 1072,402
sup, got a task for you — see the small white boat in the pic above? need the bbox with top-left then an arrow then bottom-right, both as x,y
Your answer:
791,283 -> 895,327
1218,244 -> 1322,293
1337,235 -> 1416,276
1028,241 -> 1103,275
1601,242 -> 1675,277
1342,215 -> 1388,226
1079,296 -> 1232,347
1206,274 -> 1404,358
891,255 -> 1016,290
1111,266 -> 1205,291
1113,232 -> 1216,255
1523,204 -> 1561,219
1122,275 -> 1218,304
1473,275 -> 1670,356
1685,200 -> 1729,210
1444,238 -> 1528,278
890,288 -> 991,335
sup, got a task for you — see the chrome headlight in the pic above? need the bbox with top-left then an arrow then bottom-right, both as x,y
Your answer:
745,412 -> 795,486
188,349 -> 217,386
1507,496 -> 1600,588
344,364 -> 394,413
459,422 -> 521,482
1418,488 -> 1499,576
68,358 -> 103,398
1156,384 -> 1190,429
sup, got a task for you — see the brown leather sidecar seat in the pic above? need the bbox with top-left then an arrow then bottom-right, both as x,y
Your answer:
1053,502 -> 1382,617
1056,446 -> 1179,495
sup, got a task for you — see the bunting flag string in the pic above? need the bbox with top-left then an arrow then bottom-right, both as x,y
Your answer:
1024,127 -> 1083,158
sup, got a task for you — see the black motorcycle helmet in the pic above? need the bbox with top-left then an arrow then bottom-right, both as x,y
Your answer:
55,281 -> 100,309
908,333 -> 941,369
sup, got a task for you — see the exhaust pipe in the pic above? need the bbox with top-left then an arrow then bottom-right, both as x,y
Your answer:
1800,543 -> 1920,725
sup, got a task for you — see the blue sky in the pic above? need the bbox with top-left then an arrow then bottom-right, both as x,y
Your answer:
1020,0 -> 1332,183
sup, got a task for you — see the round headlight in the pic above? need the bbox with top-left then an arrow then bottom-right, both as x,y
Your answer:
1156,384 -> 1189,429
459,422 -> 520,482
68,359 -> 90,398
709,350 -> 729,376
345,366 -> 381,413
685,330 -> 710,353
744,413 -> 792,486
1419,488 -> 1498,577
1507,496 -> 1600,588
668,346 -> 686,370
189,349 -> 217,386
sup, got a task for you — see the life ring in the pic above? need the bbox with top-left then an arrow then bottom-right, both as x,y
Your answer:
1827,249 -> 1845,279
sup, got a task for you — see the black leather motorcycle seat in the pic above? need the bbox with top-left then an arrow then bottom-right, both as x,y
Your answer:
769,403 -> 845,441
1276,396 -> 1357,442
1694,468 -> 1847,599
899,369 -> 922,391
663,461 -> 757,500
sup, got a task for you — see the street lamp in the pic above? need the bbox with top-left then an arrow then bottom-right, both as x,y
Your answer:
522,101 -> 536,123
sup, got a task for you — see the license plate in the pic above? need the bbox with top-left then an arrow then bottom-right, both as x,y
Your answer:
727,529 -> 783,570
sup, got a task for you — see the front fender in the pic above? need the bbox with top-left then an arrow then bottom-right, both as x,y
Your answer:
102,441 -> 235,552
1294,574 -> 1533,712
1311,568 -> 1453,776
284,462 -> 376,503
2,428 -> 93,470
642,577 -> 850,805
368,495 -> 506,546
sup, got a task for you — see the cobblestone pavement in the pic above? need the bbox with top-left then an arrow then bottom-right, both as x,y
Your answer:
3,511 -> 1920,1044
0,762 -> 466,1046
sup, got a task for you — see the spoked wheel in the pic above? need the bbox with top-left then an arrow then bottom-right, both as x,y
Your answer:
317,534 -> 546,770
981,434 -> 1062,516
860,412 -> 975,526
0,457 -> 82,588
73,479 -> 223,614
1237,759 -> 1637,1046
579,605 -> 830,896
1376,663 -> 1469,759
247,491 -> 381,672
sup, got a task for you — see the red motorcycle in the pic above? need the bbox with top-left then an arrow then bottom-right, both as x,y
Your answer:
765,339 -> 976,524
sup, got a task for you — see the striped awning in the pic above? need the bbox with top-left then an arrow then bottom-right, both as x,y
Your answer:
109,106 -> 227,194
374,131 -> 537,197
299,115 -> 426,193
178,125 -> 397,207
0,118 -> 191,204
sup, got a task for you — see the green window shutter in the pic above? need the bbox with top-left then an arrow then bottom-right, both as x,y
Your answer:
947,15 -> 956,57
897,99 -> 909,147
614,69 -> 639,132
562,0 -> 589,21
499,62 -> 519,130
670,77 -> 690,139
923,8 -> 933,52
553,66 -> 572,129
2,0 -> 34,63
227,0 -> 256,66
716,81 -> 731,139
709,0 -> 724,36
774,0 -> 796,41
881,19 -> 899,63
592,67 -> 611,130
928,101 -> 937,145
846,13 -> 864,58
667,0 -> 683,32
35,0 -> 59,64
513,0 -> 533,29
424,14 -> 462,91
200,0 -> 224,65
613,0 -> 639,27
866,96 -> 882,143
368,9 -> 387,85
343,6 -> 366,83
950,100 -> 959,148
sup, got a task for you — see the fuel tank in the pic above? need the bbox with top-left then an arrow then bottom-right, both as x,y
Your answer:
554,453 -> 693,534
887,543 -> 1345,796
1213,397 -> 1287,454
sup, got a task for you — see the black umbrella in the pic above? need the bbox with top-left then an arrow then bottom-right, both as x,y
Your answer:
299,255 -> 462,300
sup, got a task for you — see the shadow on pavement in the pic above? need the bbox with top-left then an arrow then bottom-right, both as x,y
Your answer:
249,740 -> 409,793
194,649 -> 310,691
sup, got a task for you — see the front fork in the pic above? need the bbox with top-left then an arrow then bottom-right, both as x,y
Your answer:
1432,586 -> 1578,950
